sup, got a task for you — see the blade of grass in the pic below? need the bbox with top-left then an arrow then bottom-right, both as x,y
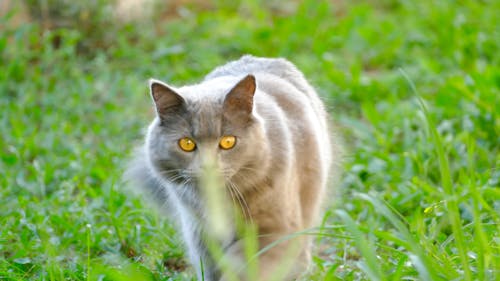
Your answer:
355,193 -> 440,280
334,209 -> 383,281
466,136 -> 491,280
86,223 -> 91,281
400,68 -> 473,280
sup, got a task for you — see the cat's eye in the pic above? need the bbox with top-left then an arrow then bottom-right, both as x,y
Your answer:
178,137 -> 196,152
219,135 -> 236,150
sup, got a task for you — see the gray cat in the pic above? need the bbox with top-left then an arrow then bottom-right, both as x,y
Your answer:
128,55 -> 337,280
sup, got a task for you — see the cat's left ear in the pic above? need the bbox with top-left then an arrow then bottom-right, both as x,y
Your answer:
149,79 -> 185,116
223,75 -> 256,124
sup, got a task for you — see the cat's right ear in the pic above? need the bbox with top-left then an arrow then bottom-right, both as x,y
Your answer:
149,79 -> 185,116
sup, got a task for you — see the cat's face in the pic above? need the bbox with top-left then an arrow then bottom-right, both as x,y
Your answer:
146,75 -> 269,193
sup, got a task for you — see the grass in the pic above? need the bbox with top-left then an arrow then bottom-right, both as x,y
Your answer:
1,0 -> 499,280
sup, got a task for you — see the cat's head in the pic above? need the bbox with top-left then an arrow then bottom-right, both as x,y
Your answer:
145,75 -> 270,195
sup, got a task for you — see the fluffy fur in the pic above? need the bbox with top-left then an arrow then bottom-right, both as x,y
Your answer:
127,55 -> 337,280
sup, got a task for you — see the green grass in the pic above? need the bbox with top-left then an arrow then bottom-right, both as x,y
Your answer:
1,0 -> 499,280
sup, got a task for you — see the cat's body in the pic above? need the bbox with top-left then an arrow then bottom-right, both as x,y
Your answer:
128,56 -> 336,280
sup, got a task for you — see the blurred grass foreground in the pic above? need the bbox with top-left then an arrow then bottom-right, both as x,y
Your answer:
1,0 -> 499,280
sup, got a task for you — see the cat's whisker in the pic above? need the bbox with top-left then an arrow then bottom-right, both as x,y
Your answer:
162,173 -> 184,182
232,173 -> 269,194
159,168 -> 185,177
158,168 -> 199,185
227,182 -> 247,222
225,183 -> 239,217
227,180 -> 254,225
177,179 -> 196,204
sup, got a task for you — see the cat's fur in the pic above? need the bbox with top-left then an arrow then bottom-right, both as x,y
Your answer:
128,55 -> 337,280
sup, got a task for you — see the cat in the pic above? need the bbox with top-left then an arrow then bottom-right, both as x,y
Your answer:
127,55 -> 338,280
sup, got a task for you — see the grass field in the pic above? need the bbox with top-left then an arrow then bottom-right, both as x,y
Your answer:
1,0 -> 499,280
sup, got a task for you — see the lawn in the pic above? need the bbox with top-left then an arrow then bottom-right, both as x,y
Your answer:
1,0 -> 499,280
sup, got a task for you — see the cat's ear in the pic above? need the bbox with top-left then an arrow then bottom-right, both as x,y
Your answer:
149,79 -> 185,116
223,75 -> 256,124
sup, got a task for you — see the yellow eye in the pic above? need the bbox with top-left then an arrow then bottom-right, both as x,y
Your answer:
219,135 -> 236,150
178,137 -> 196,152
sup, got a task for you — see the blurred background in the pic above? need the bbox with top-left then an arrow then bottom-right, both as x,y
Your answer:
1,0 -> 499,280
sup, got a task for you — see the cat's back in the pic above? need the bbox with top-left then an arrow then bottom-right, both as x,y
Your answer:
206,55 -> 316,101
